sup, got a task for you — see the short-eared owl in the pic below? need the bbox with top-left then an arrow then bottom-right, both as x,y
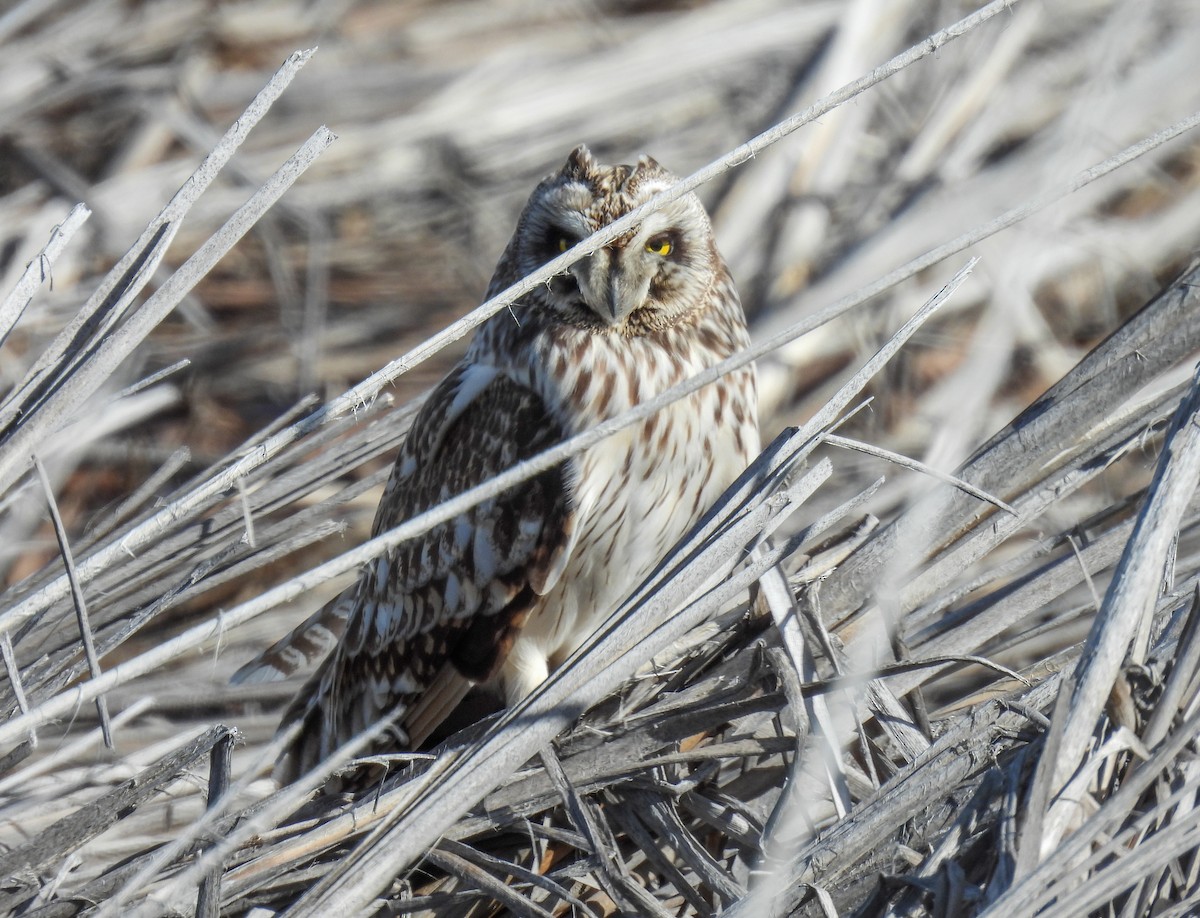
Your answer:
238,145 -> 759,781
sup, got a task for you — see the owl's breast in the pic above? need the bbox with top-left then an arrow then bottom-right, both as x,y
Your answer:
500,336 -> 756,694
566,361 -> 758,571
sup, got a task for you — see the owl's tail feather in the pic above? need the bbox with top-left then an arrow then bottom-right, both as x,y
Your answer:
273,682 -> 337,786
272,660 -> 473,787
231,587 -> 356,685
273,670 -> 413,786
402,663 -> 474,749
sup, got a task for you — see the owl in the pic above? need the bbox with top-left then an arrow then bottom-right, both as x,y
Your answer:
237,145 -> 759,782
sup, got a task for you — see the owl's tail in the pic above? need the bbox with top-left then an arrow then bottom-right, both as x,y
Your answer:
273,673 -> 342,786
230,588 -> 356,685
273,658 -> 474,786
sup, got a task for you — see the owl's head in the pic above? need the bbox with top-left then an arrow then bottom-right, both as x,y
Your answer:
504,145 -> 722,333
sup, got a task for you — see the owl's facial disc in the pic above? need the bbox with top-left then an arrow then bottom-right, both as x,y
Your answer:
518,149 -> 716,330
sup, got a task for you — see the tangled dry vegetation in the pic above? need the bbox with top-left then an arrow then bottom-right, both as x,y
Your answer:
2,0 -> 1200,915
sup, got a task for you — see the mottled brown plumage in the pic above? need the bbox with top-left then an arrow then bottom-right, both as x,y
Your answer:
237,145 -> 759,782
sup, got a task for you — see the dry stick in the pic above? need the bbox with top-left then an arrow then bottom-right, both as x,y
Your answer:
83,446 -> 191,546
1036,811 -> 1200,918
0,203 -> 90,347
0,125 -> 336,498
109,714 -> 414,916
824,263 -> 1200,630
0,0 -> 1020,644
236,478 -> 256,549
0,49 -> 315,434
823,433 -> 1016,515
734,675 -> 1065,918
424,845 -> 558,918
609,797 -> 723,916
1017,365 -> 1200,875
114,358 -> 191,401
438,838 -> 588,915
0,697 -> 152,797
1032,774 -> 1200,918
0,633 -> 34,749
1141,585 -> 1200,749
758,564 -> 850,825
903,509 -> 1136,701
0,724 -> 232,893
0,221 -> 171,437
765,253 -> 977,500
635,786 -> 746,905
31,455 -> 113,749
538,746 -> 643,915
0,123 -> 335,661
740,261 -> 979,906
243,727 -> 756,906
984,706 -> 1200,915
194,730 -> 235,918
752,584 -> 933,911
898,377 -> 1193,650
1051,779 -> 1200,913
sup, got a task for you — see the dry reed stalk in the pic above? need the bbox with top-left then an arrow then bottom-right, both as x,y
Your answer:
1,1 -> 1199,915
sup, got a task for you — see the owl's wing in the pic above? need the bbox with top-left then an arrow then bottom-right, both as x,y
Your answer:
230,586 -> 356,685
275,362 -> 575,781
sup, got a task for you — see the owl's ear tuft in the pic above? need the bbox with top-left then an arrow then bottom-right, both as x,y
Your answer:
634,154 -> 662,174
564,144 -> 596,177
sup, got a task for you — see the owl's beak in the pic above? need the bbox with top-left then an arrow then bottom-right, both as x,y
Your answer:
578,247 -> 649,326
602,261 -> 634,324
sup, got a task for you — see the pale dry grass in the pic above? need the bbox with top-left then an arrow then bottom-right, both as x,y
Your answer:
1,1 -> 1200,915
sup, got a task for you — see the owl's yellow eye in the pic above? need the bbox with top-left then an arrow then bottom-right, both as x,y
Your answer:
645,235 -> 673,257
557,237 -> 570,253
